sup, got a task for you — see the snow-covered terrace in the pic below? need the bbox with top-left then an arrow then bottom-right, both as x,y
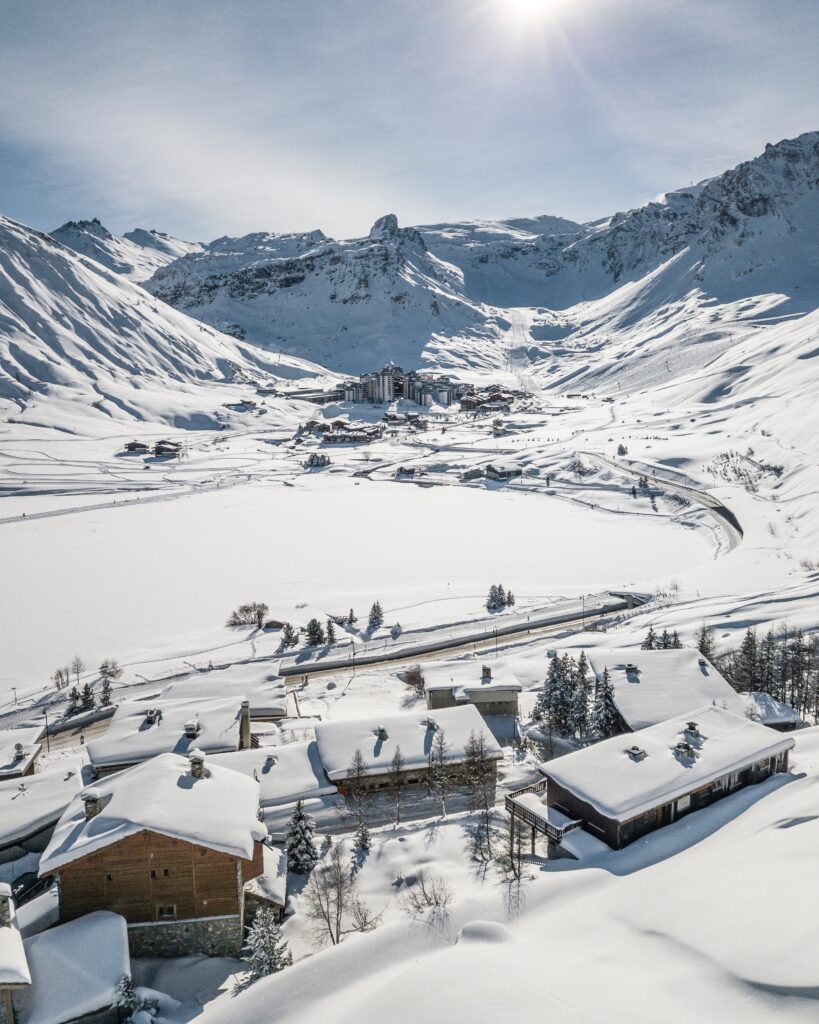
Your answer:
585,648 -> 746,731
540,705 -> 795,823
314,705 -> 502,782
39,752 -> 266,875
0,726 -> 45,780
86,695 -> 246,769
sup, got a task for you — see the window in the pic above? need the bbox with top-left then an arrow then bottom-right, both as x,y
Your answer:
155,905 -> 176,921
676,795 -> 691,815
150,868 -> 170,879
105,873 -> 113,882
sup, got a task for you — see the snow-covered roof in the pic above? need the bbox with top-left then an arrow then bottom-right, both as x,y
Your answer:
244,844 -> 287,907
211,742 -> 335,807
314,705 -> 503,782
541,704 -> 795,823
13,912 -> 128,1024
742,692 -> 802,727
0,886 -> 30,987
585,648 -> 745,730
160,669 -> 288,719
39,752 -> 266,875
423,660 -> 522,695
0,727 -> 45,779
86,696 -> 245,768
0,763 -> 86,849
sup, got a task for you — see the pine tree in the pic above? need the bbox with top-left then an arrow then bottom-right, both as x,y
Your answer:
735,628 -> 758,691
486,585 -> 499,611
305,618 -> 326,646
641,626 -> 658,650
112,974 -> 137,1014
242,906 -> 292,980
281,622 -> 298,648
326,619 -> 337,644
505,590 -> 515,607
659,629 -> 672,650
568,651 -> 592,736
695,623 -> 715,660
80,682 -> 95,712
67,685 -> 81,715
670,630 -> 683,649
286,800 -> 318,874
496,584 -> 507,607
99,677 -> 113,708
347,608 -> 358,627
388,746 -> 406,824
367,601 -> 383,632
354,818 -> 371,852
590,668 -> 619,739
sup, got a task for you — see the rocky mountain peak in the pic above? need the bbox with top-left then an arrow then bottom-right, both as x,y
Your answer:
368,214 -> 426,250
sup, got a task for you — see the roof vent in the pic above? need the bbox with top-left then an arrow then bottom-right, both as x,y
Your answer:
188,749 -> 206,779
627,745 -> 647,761
674,740 -> 695,757
145,707 -> 162,725
82,787 -> 103,820
377,726 -> 389,741
685,721 -> 700,737
624,663 -> 639,673
184,716 -> 200,739
698,658 -> 707,667
13,742 -> 25,761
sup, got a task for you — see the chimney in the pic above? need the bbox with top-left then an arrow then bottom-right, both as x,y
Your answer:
13,742 -> 25,761
188,749 -> 206,780
481,665 -> 492,684
0,883 -> 11,927
82,787 -> 102,820
184,716 -> 200,739
239,700 -> 251,750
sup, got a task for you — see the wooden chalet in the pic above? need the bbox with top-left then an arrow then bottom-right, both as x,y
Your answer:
39,751 -> 268,957
123,440 -> 149,454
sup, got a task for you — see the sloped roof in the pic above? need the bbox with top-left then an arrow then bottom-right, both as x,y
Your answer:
585,648 -> 745,730
0,885 -> 30,986
39,752 -> 266,874
0,726 -> 45,779
541,705 -> 794,822
743,691 -> 802,726
314,705 -> 503,782
160,668 -> 287,718
86,696 -> 244,767
212,742 -> 335,807
0,763 -> 86,849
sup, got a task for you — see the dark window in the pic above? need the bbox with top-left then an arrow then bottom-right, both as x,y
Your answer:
105,873 -> 113,882
163,868 -> 170,877
150,869 -> 157,879
156,905 -> 176,921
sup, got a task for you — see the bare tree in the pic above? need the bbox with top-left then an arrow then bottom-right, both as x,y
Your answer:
347,749 -> 371,849
99,658 -> 123,682
52,666 -> 70,691
388,745 -> 406,825
427,727 -> 451,816
464,730 -> 496,860
301,843 -> 381,947
400,867 -> 453,922
70,655 -> 85,688
404,664 -> 425,699
227,602 -> 269,629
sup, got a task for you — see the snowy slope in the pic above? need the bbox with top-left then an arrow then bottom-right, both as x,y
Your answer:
0,215 -> 322,430
51,218 -> 203,283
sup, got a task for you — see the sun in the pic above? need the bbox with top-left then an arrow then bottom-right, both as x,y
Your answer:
503,0 -> 554,22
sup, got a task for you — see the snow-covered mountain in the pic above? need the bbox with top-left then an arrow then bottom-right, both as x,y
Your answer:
145,212 -> 501,374
139,132 -> 818,374
0,215 -> 320,430
51,218 -> 203,283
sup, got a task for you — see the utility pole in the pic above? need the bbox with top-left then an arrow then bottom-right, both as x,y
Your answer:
42,708 -> 50,753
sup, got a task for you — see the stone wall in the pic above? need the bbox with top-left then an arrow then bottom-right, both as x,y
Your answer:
127,914 -> 243,958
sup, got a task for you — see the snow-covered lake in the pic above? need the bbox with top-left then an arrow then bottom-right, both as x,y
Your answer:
0,477 -> 713,688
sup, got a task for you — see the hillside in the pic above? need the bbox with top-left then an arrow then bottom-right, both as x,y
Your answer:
51,218 -> 203,283
0,215 -> 321,432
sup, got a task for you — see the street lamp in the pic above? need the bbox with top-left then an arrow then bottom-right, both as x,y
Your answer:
42,708 -> 51,753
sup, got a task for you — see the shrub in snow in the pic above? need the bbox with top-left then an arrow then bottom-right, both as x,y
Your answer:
227,602 -> 269,629
112,974 -> 137,1015
243,906 -> 292,980
286,800 -> 318,874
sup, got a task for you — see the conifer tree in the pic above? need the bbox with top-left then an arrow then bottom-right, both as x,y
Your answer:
670,630 -> 683,649
505,590 -> 515,607
67,685 -> 81,715
496,584 -> 507,606
569,651 -> 592,736
368,601 -> 383,632
112,974 -> 137,1015
388,746 -> 406,824
486,585 -> 499,611
80,682 -> 95,712
641,626 -> 658,650
326,618 -> 337,644
99,677 -> 113,708
287,799 -> 318,874
243,906 -> 292,980
695,623 -> 716,660
281,622 -> 299,648
590,667 -> 619,739
659,629 -> 672,650
305,618 -> 326,646
347,608 -> 358,627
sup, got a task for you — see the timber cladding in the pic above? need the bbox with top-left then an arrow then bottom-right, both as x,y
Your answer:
51,829 -> 263,925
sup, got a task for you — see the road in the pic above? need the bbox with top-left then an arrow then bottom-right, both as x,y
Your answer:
278,592 -> 646,678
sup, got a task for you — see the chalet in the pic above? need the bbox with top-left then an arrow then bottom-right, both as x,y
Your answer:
742,691 -> 803,732
424,663 -> 522,718
484,462 -> 522,482
314,705 -> 503,795
159,672 -> 288,722
86,696 -> 252,776
585,648 -> 746,732
38,751 -> 268,957
0,727 -> 45,781
11,912 -> 129,1024
0,885 -> 30,1024
123,441 -> 149,454
0,764 -> 86,864
536,705 -> 794,850
153,440 -> 180,457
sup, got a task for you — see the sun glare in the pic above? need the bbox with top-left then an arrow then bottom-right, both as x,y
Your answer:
504,0 -> 554,22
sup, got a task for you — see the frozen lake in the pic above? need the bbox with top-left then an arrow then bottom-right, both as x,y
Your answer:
0,477 -> 713,688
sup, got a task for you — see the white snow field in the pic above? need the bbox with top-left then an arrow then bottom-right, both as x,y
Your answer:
0,476 -> 712,688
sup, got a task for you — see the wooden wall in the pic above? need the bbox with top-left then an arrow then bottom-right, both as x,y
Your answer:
54,829 -> 263,925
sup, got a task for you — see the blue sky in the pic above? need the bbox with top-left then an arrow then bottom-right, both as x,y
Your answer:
0,0 -> 817,241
